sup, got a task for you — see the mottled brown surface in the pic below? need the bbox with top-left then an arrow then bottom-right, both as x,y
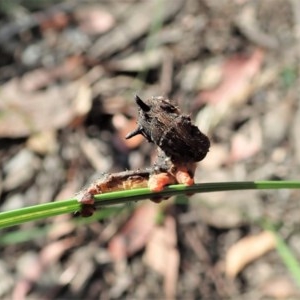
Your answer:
126,95 -> 210,163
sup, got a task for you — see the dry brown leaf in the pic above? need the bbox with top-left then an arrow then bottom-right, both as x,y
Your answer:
75,6 -> 115,35
144,216 -> 179,300
225,231 -> 276,278
13,238 -> 76,300
19,69 -> 53,92
3,149 -> 40,191
201,143 -> 229,170
0,79 -> 78,138
197,48 -> 264,108
13,252 -> 42,299
261,277 -> 298,299
72,81 -> 92,116
78,133 -> 112,172
194,49 -> 265,133
263,98 -> 293,147
197,61 -> 223,90
20,56 -> 85,92
230,120 -> 262,162
48,219 -> 75,241
106,49 -> 165,72
88,0 -> 184,58
40,238 -> 77,265
26,130 -> 57,155
112,114 -> 144,149
230,134 -> 259,162
108,203 -> 158,261
69,80 -> 93,128
47,180 -> 81,240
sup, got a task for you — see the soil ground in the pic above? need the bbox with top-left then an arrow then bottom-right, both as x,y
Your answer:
1,0 -> 300,299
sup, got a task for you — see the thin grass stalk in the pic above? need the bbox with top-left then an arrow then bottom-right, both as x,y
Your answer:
0,181 -> 299,229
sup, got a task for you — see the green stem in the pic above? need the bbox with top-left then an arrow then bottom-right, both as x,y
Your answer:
0,181 -> 299,229
274,233 -> 300,287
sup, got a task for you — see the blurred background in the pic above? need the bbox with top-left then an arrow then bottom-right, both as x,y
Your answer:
0,0 -> 300,299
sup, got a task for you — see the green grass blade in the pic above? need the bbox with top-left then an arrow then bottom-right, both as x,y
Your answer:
0,206 -> 123,245
272,231 -> 300,287
0,181 -> 299,229
0,199 -> 80,228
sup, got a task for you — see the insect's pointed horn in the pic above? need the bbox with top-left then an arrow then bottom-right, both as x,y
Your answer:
135,95 -> 150,112
125,126 -> 143,139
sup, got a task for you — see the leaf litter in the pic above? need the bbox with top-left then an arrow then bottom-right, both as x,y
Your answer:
0,0 -> 300,299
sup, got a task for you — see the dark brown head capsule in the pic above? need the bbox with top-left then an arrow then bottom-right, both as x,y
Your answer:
126,95 -> 210,163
